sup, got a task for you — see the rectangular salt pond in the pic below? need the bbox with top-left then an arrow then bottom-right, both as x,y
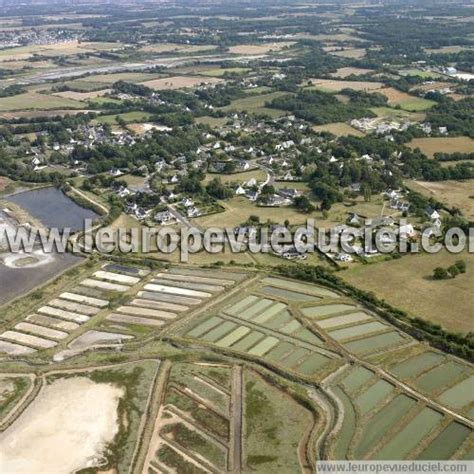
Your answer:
247,336 -> 279,356
341,366 -> 374,393
390,351 -> 445,379
15,322 -> 68,340
261,277 -> 340,298
328,321 -> 388,341
265,342 -> 295,362
317,311 -> 372,329
106,314 -> 165,327
215,326 -> 251,347
48,298 -> 100,316
260,286 -> 320,302
238,298 -> 275,320
417,422 -> 472,460
279,319 -> 301,335
151,278 -> 223,293
156,272 -> 234,286
0,331 -> 57,349
355,380 -> 394,415
0,340 -> 36,355
231,331 -> 265,352
250,302 -> 287,324
117,306 -> 176,320
280,348 -> 311,367
81,279 -> 130,292
374,407 -> 443,460
94,271 -> 140,285
144,283 -> 209,298
26,314 -> 79,332
295,353 -> 330,374
353,395 -> 417,459
59,292 -> 108,308
415,361 -> 470,394
38,306 -> 90,323
131,299 -> 188,312
225,295 -> 259,316
343,331 -> 407,354
138,291 -> 201,305
186,316 -> 223,338
301,304 -> 356,319
201,321 -> 237,343
437,375 -> 474,409
263,310 -> 293,330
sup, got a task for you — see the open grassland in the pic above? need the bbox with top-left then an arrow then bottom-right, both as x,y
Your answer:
406,179 -> 474,220
81,72 -> 166,84
328,47 -> 366,59
329,67 -> 375,78
0,40 -> 123,62
139,75 -> 223,90
308,79 -> 384,92
198,67 -> 251,77
341,250 -> 474,334
138,43 -> 216,54
0,93 -> 85,112
370,106 -> 426,121
193,196 -> 310,228
228,42 -> 295,55
221,91 -> 288,117
407,136 -> 474,158
92,111 -> 154,125
203,169 -> 266,185
195,115 -> 228,128
377,87 -> 436,111
52,89 -> 111,101
313,122 -> 364,137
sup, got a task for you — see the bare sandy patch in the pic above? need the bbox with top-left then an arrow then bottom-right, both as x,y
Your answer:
68,330 -> 133,350
0,377 -> 123,473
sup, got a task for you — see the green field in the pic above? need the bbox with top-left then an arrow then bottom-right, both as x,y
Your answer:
221,91 -> 288,118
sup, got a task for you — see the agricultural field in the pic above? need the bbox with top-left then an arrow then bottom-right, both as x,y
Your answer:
313,122 -> 365,137
341,250 -> 474,334
0,92 -> 85,112
228,42 -> 295,55
377,87 -> 436,111
328,47 -> 366,59
139,75 -> 224,90
406,179 -> 474,220
220,91 -> 289,117
329,67 -> 375,78
308,79 -> 384,92
407,137 -> 474,158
